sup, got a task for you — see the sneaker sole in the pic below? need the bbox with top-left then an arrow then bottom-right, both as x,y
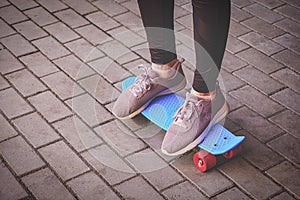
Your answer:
115,79 -> 187,120
161,101 -> 230,156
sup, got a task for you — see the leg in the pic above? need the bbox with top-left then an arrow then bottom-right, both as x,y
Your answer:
113,0 -> 186,119
192,0 -> 231,92
161,0 -> 231,156
137,0 -> 177,64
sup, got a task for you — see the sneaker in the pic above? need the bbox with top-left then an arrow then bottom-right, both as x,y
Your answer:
112,58 -> 186,119
161,85 -> 229,156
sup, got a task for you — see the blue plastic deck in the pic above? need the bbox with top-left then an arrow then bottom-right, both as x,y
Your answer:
122,77 -> 245,155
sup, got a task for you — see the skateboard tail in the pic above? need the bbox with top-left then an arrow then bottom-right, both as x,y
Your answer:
198,124 -> 245,155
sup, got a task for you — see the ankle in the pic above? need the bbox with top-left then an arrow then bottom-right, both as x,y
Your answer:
151,59 -> 178,78
191,88 -> 216,100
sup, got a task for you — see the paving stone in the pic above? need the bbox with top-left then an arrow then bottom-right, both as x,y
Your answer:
32,36 -> 70,60
131,42 -> 151,62
108,26 -> 145,47
1,34 -> 37,57
0,136 -> 45,175
13,20 -> 48,41
230,85 -> 284,117
0,161 -> 28,199
237,48 -> 284,74
241,17 -> 284,38
44,22 -> 80,43
65,38 -> 105,62
28,91 -> 72,123
239,32 -> 284,56
174,4 -> 190,19
53,116 -> 102,152
75,24 -> 112,45
219,158 -> 281,200
0,5 -> 28,24
267,134 -> 300,166
9,0 -> 38,10
121,0 -> 141,16
271,88 -> 300,115
39,141 -> 89,180
162,181 -> 207,200
231,5 -> 252,22
115,176 -> 164,200
95,120 -> 146,156
0,0 -> 10,7
255,0 -> 284,9
114,11 -> 143,30
226,35 -> 249,54
88,56 -> 131,83
6,69 -> 47,97
54,9 -> 89,28
233,65 -> 284,95
13,112 -> 60,148
22,168 -> 74,200
176,14 -> 193,30
182,2 -> 192,12
24,7 -> 58,26
19,52 -> 59,77
99,40 -> 135,61
219,69 -> 246,92
62,0 -> 97,15
221,51 -> 248,73
273,34 -> 300,55
0,88 -> 33,119
229,20 -> 251,37
243,3 -> 283,23
86,11 -> 120,31
272,50 -> 300,74
172,152 -> 233,197
122,58 -> 150,76
212,187 -> 250,200
175,0 -> 190,6
266,161 -> 300,198
227,106 -> 283,142
93,0 -> 127,16
78,74 -> 120,104
41,71 -> 85,100
271,68 -> 300,93
275,18 -> 300,38
225,94 -> 243,112
127,148 -> 184,190
0,113 -> 18,142
271,192 -> 297,200
67,172 -> 119,199
0,73 -> 9,89
0,50 -> 24,74
175,28 -> 194,48
231,0 -> 254,8
115,114 -> 151,132
269,110 -> 300,139
37,0 -> 68,12
66,94 -> 113,127
281,0 -> 300,7
237,130 -> 283,170
0,19 -> 15,38
81,145 -> 136,185
53,55 -> 95,80
275,4 -> 300,22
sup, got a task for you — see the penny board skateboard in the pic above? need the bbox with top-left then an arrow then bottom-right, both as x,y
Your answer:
122,77 -> 245,172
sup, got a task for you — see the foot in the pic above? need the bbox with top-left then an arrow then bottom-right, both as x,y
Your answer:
112,58 -> 186,119
161,85 -> 229,156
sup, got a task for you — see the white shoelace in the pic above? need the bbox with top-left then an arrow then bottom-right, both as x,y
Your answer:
130,65 -> 157,97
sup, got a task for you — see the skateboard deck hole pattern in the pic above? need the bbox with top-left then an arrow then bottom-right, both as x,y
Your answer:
122,77 -> 245,172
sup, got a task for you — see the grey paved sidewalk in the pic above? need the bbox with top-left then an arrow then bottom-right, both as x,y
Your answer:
0,0 -> 299,199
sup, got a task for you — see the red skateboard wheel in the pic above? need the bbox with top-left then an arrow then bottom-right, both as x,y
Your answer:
193,150 -> 217,172
223,144 -> 242,159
